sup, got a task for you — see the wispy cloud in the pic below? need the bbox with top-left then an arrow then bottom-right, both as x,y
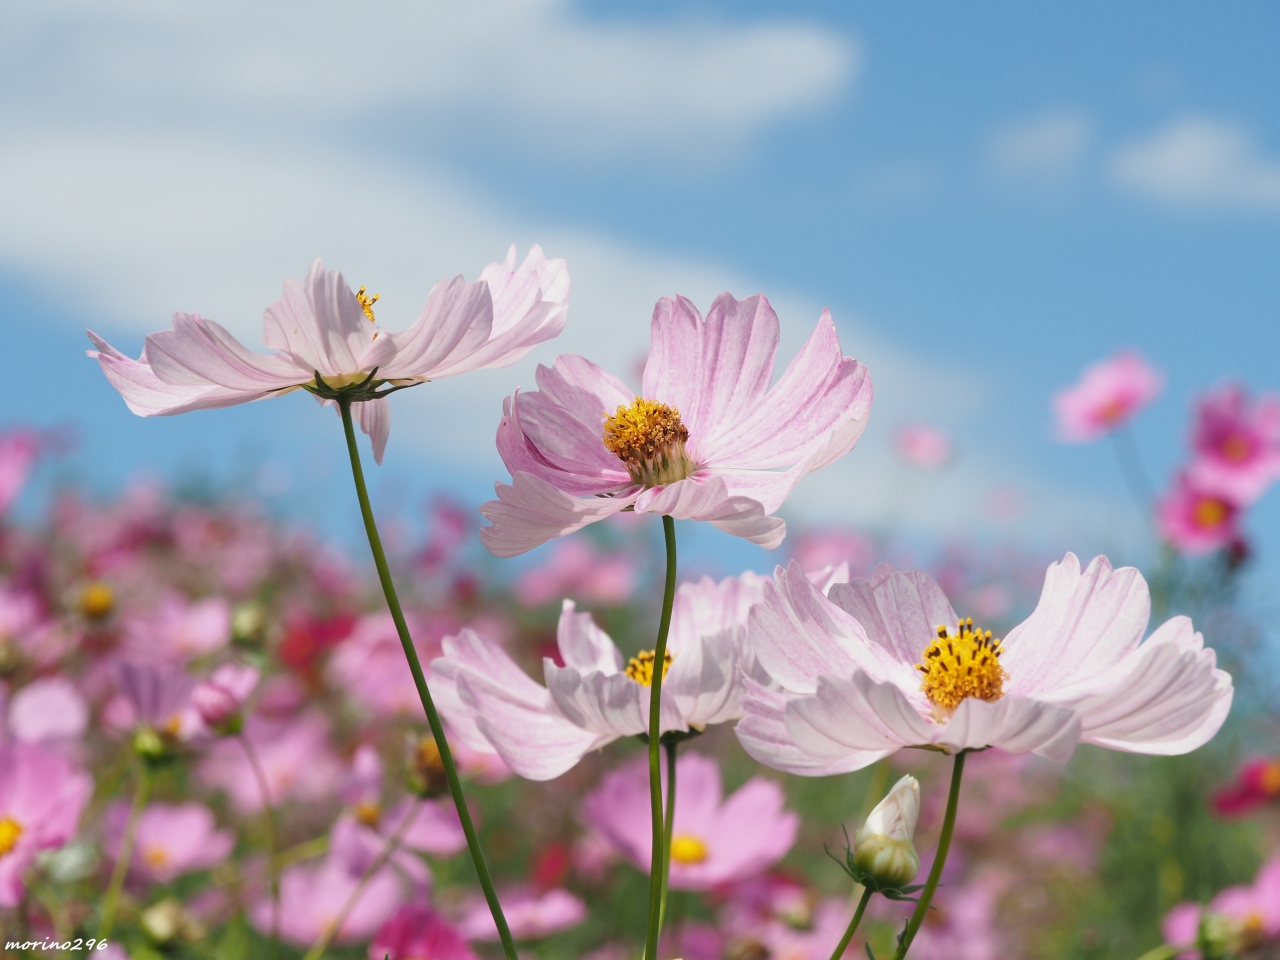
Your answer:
988,109 -> 1095,182
1109,116 -> 1280,212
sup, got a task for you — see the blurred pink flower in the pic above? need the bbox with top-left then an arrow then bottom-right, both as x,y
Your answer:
1187,384 -> 1280,505
250,856 -> 403,946
1156,473 -> 1241,556
1163,855 -> 1280,955
191,662 -> 260,733
89,247 -> 568,464
327,612 -> 451,717
1054,351 -> 1163,442
106,801 -> 234,884
906,869 -> 1009,960
113,662 -> 197,738
6,677 -> 88,744
417,497 -> 472,573
0,429 -> 39,514
0,743 -> 92,906
458,886 -> 587,941
199,711 -> 343,813
480,293 -> 872,556
371,905 -> 477,960
582,751 -> 797,889
1212,757 -> 1280,817
790,529 -> 874,583
433,572 -> 768,780
896,423 -> 953,468
513,538 -> 637,607
739,555 -> 1233,775
123,594 -> 230,662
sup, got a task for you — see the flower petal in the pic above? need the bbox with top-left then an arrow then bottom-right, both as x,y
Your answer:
827,563 -> 958,666
431,628 -> 548,753
736,679 -> 881,776
641,295 -> 704,426
88,331 -> 245,416
146,314 -> 304,394
556,600 -> 624,675
479,472 -> 635,558
262,259 -> 372,377
356,398 -> 390,465
634,476 -> 786,548
784,672 -> 934,761
936,696 -> 1081,763
381,274 -> 493,380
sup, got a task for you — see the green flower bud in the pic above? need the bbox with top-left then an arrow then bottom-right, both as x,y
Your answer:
853,774 -> 920,889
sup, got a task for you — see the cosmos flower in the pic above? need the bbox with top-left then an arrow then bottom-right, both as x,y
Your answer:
104,802 -> 234,884
1054,351 -> 1163,442
199,712 -> 343,813
89,247 -> 569,463
1162,855 -> 1280,959
1212,758 -> 1280,818
431,572 -> 769,780
895,423 -> 953,469
1156,472 -> 1242,556
371,905 -> 477,960
737,554 -> 1232,775
582,751 -> 797,890
0,743 -> 92,906
5,677 -> 88,744
250,856 -> 403,946
480,292 -> 872,556
458,886 -> 587,941
0,429 -> 39,515
1187,383 -> 1280,505
191,663 -> 260,734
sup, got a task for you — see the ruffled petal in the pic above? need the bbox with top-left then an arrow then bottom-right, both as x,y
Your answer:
262,259 -> 372,377
479,472 -> 636,558
146,314 -> 304,393
784,672 -> 934,761
684,293 -> 780,450
431,629 -> 548,753
828,563 -> 958,666
556,601 -> 624,675
544,664 -> 685,737
736,679 -> 881,776
634,476 -> 786,548
641,295 -> 704,427
88,331 -> 248,417
380,274 -> 493,380
356,398 -> 390,465
497,388 -> 629,497
935,696 -> 1081,763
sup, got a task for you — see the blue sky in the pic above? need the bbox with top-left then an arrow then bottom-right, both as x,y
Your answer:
2,1 -> 1277,590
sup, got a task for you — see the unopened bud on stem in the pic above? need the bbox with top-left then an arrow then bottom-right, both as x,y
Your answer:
853,774 -> 920,889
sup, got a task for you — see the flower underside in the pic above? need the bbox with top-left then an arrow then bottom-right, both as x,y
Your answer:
916,617 -> 1006,719
0,815 -> 24,856
603,397 -> 695,487
669,833 -> 708,864
624,648 -> 674,687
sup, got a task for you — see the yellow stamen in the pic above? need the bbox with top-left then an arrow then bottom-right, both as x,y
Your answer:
603,397 -> 695,487
1193,497 -> 1228,529
353,800 -> 381,827
624,649 -> 674,687
143,845 -> 170,869
79,581 -> 115,619
670,833 -> 709,864
355,286 -> 380,323
1260,762 -> 1280,795
0,816 -> 23,857
916,618 -> 1006,719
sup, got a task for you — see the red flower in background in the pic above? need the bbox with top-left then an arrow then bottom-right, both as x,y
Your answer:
1213,758 -> 1280,818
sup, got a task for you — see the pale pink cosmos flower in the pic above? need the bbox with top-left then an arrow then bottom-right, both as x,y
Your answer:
199,711 -> 343,813
251,856 -> 403,946
105,801 -> 235,884
1156,472 -> 1242,556
896,423 -> 953,469
371,905 -> 477,960
123,594 -> 231,663
0,743 -> 93,906
458,886 -> 587,941
1187,384 -> 1280,505
0,429 -> 39,514
481,293 -> 872,556
1054,351 -> 1163,442
432,572 -> 769,780
513,538 -> 637,607
327,612 -> 449,717
89,247 -> 568,464
6,677 -> 88,744
582,751 -> 797,889
737,554 -> 1232,775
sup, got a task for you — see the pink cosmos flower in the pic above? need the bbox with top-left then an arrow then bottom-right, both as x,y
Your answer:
191,662 -> 260,732
432,572 -> 768,780
89,247 -> 568,464
123,594 -> 231,663
1156,472 -> 1241,556
199,711 -> 343,813
513,538 -> 637,607
0,429 -> 39,514
1163,855 -> 1280,956
480,293 -> 872,556
790,529 -> 874,583
1187,384 -> 1280,504
896,423 -> 953,469
1212,758 -> 1280,817
6,677 -> 88,744
458,886 -> 587,941
250,856 -> 403,946
105,801 -> 235,883
371,905 -> 477,960
0,743 -> 93,906
737,554 -> 1232,775
1054,351 -> 1163,442
113,662 -> 197,739
901,869 -> 1009,960
583,751 -> 797,889
327,612 -> 449,717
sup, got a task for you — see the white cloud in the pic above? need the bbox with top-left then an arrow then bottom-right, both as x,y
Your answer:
1109,117 -> 1280,212
988,109 -> 1094,181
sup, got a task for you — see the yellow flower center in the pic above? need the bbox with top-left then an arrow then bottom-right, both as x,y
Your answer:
916,618 -> 1006,719
670,833 -> 709,864
603,398 -> 695,487
1098,398 -> 1128,424
355,286 -> 380,323
1221,434 -> 1251,462
624,649 -> 674,687
1260,762 -> 1280,795
1193,496 -> 1229,529
354,800 -> 382,827
0,816 -> 23,857
79,581 -> 115,619
143,845 -> 170,869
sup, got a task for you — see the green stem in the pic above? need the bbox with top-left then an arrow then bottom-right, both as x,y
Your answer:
1131,948 -> 1179,960
658,740 -> 678,929
827,886 -> 875,960
338,398 -> 516,960
643,515 -> 679,960
97,762 -> 152,940
277,835 -> 329,869
892,751 -> 966,960
238,732 -> 280,959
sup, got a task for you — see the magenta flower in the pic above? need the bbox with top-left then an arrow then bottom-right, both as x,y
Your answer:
123,594 -> 231,663
250,856 -> 403,946
1054,351 -> 1163,442
1212,758 -> 1280,817
0,743 -> 92,906
582,751 -> 797,890
513,538 -> 638,607
1187,383 -> 1280,504
191,662 -> 260,733
371,905 -> 477,960
1156,472 -> 1241,556
458,886 -> 587,941
480,293 -> 872,556
432,572 -> 768,780
89,247 -> 568,463
105,801 -> 235,884
738,555 -> 1232,775
327,613 -> 448,718
895,423 -> 953,469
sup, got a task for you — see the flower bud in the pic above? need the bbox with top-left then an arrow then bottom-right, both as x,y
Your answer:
191,663 -> 259,736
853,774 -> 920,889
231,602 -> 268,647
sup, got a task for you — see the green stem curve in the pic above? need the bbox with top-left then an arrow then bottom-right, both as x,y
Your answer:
97,762 -> 151,940
828,886 -> 875,960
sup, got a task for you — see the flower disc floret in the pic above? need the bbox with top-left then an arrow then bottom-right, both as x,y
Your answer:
603,398 -> 694,487
0,816 -> 23,856
670,834 -> 709,864
624,648 -> 674,687
916,618 -> 1006,717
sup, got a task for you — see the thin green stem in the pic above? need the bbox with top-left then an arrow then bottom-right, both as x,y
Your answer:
643,515 -> 679,960
658,740 -> 678,929
277,835 -> 329,869
238,732 -> 280,959
338,398 -> 516,960
827,886 -> 874,960
1131,947 -> 1179,960
892,752 -> 966,960
97,762 -> 152,940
